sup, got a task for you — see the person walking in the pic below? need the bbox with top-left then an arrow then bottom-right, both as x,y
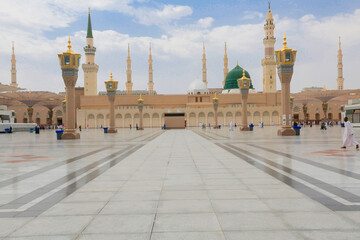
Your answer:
341,117 -> 359,149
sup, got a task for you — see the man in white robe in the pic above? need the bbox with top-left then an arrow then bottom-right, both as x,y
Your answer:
342,117 -> 359,149
229,121 -> 233,131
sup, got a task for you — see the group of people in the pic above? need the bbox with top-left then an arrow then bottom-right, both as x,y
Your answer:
293,118 -> 359,149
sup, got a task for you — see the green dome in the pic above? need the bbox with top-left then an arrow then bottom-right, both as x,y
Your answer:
224,65 -> 252,90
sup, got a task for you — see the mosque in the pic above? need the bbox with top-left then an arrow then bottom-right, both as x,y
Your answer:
2,5 -> 360,128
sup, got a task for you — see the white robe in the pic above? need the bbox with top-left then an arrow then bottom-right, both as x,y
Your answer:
229,121 -> 233,131
343,121 -> 359,147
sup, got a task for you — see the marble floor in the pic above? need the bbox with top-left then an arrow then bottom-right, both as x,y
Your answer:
0,126 -> 360,239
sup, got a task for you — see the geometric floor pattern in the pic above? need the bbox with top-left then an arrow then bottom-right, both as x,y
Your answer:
1,126 -> 360,239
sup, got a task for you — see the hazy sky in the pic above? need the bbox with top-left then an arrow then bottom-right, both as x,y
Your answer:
0,0 -> 359,94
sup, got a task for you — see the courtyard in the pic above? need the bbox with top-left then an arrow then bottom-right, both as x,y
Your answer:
0,126 -> 360,239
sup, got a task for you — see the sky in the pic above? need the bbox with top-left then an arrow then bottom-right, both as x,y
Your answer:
0,0 -> 360,94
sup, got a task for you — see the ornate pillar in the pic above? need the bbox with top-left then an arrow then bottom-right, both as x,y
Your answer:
240,90 -> 250,131
322,102 -> 328,120
290,96 -> 294,124
105,72 -> 118,133
213,94 -> 219,128
27,107 -> 34,123
238,69 -> 251,131
303,104 -> 308,122
137,95 -> 144,130
274,34 -> 297,136
48,109 -> 53,125
57,37 -> 81,139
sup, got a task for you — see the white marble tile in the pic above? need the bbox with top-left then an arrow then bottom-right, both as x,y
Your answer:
11,216 -> 93,237
151,232 -> 225,240
153,213 -> 221,232
217,213 -> 288,231
84,215 -> 155,234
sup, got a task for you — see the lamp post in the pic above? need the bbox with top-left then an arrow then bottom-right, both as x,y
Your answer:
137,95 -> 144,130
322,102 -> 328,120
105,72 -> 118,133
62,98 -> 66,126
275,34 -> 297,136
237,69 -> 251,131
212,93 -> 219,128
57,37 -> 81,139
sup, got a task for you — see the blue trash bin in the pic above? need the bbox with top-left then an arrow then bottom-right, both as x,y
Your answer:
293,126 -> 301,136
341,123 -> 345,128
56,130 -> 63,140
30,128 -> 34,133
249,124 -> 254,131
4,128 -> 10,133
104,127 -> 108,133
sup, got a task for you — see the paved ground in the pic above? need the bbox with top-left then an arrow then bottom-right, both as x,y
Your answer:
0,126 -> 360,239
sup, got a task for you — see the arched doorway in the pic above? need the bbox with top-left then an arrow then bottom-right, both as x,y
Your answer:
272,111 -> 279,125
152,113 -> 160,127
198,112 -> 205,125
143,113 -> 150,127
207,112 -> 214,126
218,112 -> 224,125
124,114 -> 132,128
235,112 -> 241,125
253,111 -> 261,125
96,114 -> 104,128
225,112 -> 233,125
263,111 -> 270,125
87,114 -> 95,128
328,113 -> 333,120
115,114 -> 122,128
189,112 -> 196,126
134,113 -> 140,127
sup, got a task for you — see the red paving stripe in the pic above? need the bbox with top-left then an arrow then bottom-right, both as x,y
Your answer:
305,148 -> 358,157
5,158 -> 52,163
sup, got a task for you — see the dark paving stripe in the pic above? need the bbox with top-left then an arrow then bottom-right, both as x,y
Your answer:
0,146 -> 132,210
204,130 -> 231,139
247,143 -> 360,181
129,130 -> 159,141
142,131 -> 164,142
0,144 -> 144,218
229,144 -> 360,203
216,143 -> 360,211
192,130 -> 217,140
0,146 -> 112,189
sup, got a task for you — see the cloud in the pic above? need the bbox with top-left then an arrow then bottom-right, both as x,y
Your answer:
242,11 -> 264,20
0,0 -> 192,34
197,17 -> 214,28
0,1 -> 360,95
132,4 -> 193,26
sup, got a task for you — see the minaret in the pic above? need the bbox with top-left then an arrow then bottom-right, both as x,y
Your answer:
10,41 -> 18,88
337,37 -> 344,90
202,42 -> 208,87
126,43 -> 133,95
148,42 -> 154,94
261,2 -> 277,93
223,42 -> 229,87
82,8 -> 99,96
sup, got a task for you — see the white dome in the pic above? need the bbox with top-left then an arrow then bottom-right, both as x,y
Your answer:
187,78 -> 208,94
